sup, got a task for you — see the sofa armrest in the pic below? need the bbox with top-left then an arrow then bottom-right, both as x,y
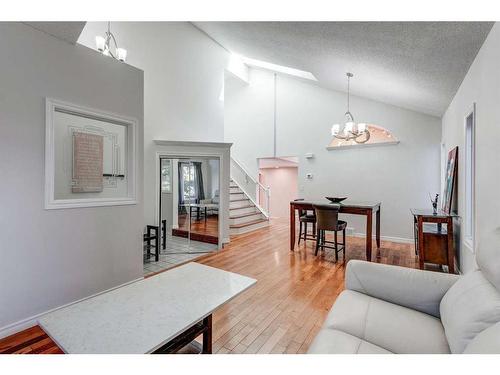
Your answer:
345,260 -> 460,317
464,322 -> 500,354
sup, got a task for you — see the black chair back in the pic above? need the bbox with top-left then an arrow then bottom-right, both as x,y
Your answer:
313,204 -> 340,231
294,198 -> 308,217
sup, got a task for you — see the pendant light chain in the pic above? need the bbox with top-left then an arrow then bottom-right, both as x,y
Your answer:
330,72 -> 371,144
347,73 -> 350,113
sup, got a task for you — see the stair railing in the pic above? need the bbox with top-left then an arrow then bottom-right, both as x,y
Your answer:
230,157 -> 270,219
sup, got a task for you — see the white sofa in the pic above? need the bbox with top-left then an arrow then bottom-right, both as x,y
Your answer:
308,230 -> 500,354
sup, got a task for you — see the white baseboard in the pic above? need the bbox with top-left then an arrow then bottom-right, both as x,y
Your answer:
0,276 -> 144,340
351,232 -> 414,244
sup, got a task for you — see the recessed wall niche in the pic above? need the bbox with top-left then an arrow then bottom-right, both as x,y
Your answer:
45,98 -> 138,209
327,124 -> 400,150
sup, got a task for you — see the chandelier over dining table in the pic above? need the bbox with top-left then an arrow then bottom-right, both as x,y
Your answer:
95,22 -> 127,62
331,73 -> 371,144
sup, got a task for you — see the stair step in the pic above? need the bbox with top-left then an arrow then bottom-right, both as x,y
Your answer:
230,198 -> 247,203
229,205 -> 258,215
230,199 -> 252,209
230,218 -> 268,229
230,192 -> 246,199
229,218 -> 269,235
230,211 -> 263,225
229,204 -> 254,210
230,212 -> 261,219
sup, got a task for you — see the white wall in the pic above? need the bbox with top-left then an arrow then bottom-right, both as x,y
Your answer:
225,69 -> 442,241
441,23 -> 499,273
0,23 -> 144,336
78,22 -> 228,227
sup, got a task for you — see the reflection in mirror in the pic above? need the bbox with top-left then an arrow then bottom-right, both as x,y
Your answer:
145,157 -> 219,276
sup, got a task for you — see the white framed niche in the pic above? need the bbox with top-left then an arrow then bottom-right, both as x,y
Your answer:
45,98 -> 138,209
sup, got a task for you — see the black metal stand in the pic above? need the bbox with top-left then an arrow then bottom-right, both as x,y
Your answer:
144,225 -> 160,262
152,315 -> 212,354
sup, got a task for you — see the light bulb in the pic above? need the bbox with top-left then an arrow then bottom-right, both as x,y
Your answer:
345,122 -> 354,134
116,48 -> 127,62
331,124 -> 340,136
95,36 -> 106,52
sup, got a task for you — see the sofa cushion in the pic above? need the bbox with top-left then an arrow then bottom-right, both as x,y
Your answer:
345,260 -> 459,317
323,290 -> 450,353
475,228 -> 500,291
440,270 -> 500,353
308,328 -> 392,354
463,321 -> 500,354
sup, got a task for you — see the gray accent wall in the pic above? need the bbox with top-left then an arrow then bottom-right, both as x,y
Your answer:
77,22 -> 228,228
0,23 -> 144,336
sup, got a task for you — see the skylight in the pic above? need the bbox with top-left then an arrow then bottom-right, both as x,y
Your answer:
233,54 -> 317,81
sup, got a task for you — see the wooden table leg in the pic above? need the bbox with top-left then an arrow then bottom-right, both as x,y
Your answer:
417,216 -> 425,270
366,210 -> 372,261
447,217 -> 455,274
376,207 -> 381,249
290,204 -> 296,251
202,314 -> 212,354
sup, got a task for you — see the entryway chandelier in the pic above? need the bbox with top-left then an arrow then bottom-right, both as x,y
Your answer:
95,22 -> 127,62
331,73 -> 370,144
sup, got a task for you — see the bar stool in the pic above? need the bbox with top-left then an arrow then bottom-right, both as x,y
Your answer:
313,203 -> 347,261
294,199 -> 316,245
143,225 -> 160,262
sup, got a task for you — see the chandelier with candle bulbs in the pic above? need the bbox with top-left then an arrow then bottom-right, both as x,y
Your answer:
331,73 -> 370,144
95,22 -> 127,62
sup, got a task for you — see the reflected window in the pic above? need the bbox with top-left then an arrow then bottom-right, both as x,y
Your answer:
161,159 -> 171,193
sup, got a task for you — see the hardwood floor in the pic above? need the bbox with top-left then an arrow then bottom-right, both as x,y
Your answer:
173,213 -> 219,244
0,218 -> 417,354
0,326 -> 63,354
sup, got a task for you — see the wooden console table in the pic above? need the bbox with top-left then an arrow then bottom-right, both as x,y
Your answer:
411,209 -> 457,274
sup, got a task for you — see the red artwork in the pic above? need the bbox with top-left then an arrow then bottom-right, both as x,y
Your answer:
72,132 -> 104,193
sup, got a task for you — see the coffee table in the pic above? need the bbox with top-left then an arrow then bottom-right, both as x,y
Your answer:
38,263 -> 256,353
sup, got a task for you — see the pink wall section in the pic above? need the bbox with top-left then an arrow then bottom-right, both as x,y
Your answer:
259,167 -> 298,218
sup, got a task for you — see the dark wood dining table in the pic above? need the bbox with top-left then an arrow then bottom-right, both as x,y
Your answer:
290,200 -> 381,261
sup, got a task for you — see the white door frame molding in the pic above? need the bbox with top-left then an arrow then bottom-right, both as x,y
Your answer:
153,140 -> 232,248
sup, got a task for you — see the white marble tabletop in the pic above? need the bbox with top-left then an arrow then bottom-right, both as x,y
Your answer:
39,263 -> 256,353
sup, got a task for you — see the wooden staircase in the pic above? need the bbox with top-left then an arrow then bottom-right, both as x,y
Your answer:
229,179 -> 269,236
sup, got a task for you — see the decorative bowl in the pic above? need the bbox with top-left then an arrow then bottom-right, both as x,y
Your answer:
325,197 -> 347,203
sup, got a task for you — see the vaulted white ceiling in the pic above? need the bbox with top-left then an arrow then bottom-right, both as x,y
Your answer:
195,22 -> 493,117
24,22 -> 86,44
